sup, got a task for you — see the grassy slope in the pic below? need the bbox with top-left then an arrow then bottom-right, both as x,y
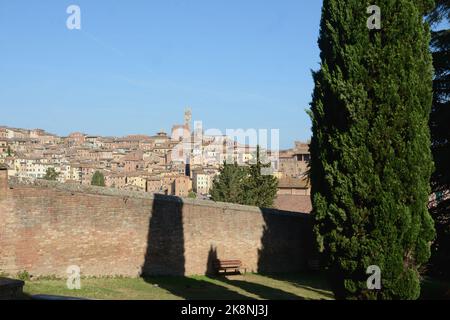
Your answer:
23,273 -> 334,300
22,273 -> 449,300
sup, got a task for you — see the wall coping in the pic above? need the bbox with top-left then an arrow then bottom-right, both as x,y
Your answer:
8,177 -> 311,218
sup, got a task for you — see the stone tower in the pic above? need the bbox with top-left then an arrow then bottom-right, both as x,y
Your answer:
184,107 -> 192,132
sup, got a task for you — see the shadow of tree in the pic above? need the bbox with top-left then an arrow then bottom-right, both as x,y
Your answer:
259,273 -> 334,299
9,292 -> 33,300
218,277 -> 304,300
143,276 -> 250,300
0,278 -> 33,300
141,194 -> 185,276
204,246 -> 304,300
257,208 -> 314,274
255,207 -> 333,299
139,194 -> 330,300
141,194 -> 248,300
206,245 -> 218,276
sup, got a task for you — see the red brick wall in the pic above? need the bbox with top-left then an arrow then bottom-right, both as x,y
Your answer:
0,180 -> 312,277
0,169 -> 7,200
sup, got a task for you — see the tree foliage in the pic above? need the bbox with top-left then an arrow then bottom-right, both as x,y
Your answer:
310,0 -> 435,299
210,162 -> 247,205
243,146 -> 279,208
91,171 -> 105,187
210,147 -> 278,208
44,167 -> 59,181
188,191 -> 197,199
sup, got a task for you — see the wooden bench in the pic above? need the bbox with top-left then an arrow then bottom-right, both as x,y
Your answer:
214,259 -> 246,275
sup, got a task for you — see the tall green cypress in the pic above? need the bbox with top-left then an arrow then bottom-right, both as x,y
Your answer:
210,162 -> 247,204
91,171 -> 105,187
244,146 -> 279,208
310,0 -> 436,299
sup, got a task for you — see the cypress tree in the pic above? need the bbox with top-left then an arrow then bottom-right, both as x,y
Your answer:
91,171 -> 105,187
210,162 -> 247,204
245,146 -> 279,208
210,148 -> 278,208
310,0 -> 435,299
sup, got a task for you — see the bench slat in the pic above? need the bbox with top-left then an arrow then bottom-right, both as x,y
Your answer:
214,259 -> 243,273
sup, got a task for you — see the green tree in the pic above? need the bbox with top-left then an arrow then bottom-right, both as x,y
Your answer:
7,146 -> 12,157
244,146 -> 279,208
43,167 -> 59,181
210,147 -> 278,208
91,171 -> 105,187
310,0 -> 435,299
428,0 -> 450,279
210,162 -> 247,205
188,191 -> 197,199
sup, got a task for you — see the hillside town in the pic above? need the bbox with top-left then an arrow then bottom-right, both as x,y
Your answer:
0,109 -> 312,212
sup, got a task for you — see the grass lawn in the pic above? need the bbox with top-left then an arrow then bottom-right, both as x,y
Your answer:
22,273 -> 334,300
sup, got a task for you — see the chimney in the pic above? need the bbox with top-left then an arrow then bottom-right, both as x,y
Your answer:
0,164 -> 8,199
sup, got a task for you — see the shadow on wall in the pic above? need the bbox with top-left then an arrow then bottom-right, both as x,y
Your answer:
257,208 -> 314,274
139,194 -> 315,299
141,194 -> 247,299
141,194 -> 185,276
206,245 -> 218,276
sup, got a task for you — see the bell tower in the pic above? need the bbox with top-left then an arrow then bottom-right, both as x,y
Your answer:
184,107 -> 192,132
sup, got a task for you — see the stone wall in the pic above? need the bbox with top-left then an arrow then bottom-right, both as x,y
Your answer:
0,177 -> 313,277
0,167 -> 7,201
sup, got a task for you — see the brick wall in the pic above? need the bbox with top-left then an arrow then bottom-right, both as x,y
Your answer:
0,178 -> 313,277
0,168 -> 7,200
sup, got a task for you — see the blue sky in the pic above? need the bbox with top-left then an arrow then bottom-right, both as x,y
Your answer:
0,1 -> 323,149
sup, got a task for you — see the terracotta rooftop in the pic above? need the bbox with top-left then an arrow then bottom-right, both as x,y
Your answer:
274,194 -> 312,213
278,177 -> 310,189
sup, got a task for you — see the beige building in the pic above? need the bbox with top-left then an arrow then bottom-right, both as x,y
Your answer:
192,170 -> 213,195
0,139 -> 8,154
80,165 -> 99,185
105,173 -> 127,189
67,132 -> 86,146
123,151 -> 145,172
127,173 -> 148,191
146,177 -> 166,194
0,128 -> 8,139
173,175 -> 192,197
278,141 -> 310,179
68,164 -> 82,182
14,158 -> 56,180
